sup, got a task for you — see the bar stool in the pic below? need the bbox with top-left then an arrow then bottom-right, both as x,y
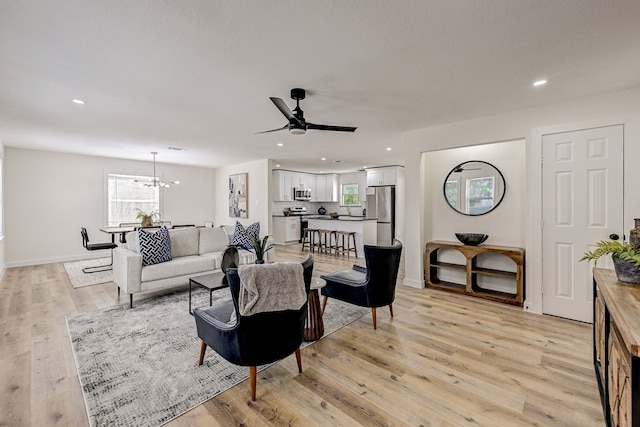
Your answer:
318,229 -> 337,255
335,231 -> 357,258
301,228 -> 320,252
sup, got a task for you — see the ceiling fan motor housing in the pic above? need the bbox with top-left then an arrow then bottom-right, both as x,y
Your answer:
290,88 -> 306,100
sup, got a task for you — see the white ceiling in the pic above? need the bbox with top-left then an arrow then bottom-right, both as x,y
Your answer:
2,1 -> 640,173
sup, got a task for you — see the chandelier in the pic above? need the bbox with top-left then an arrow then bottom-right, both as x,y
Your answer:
141,151 -> 180,188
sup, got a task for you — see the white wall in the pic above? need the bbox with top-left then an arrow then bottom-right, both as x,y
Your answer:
422,140 -> 526,246
403,85 -> 640,315
0,140 -> 5,279
214,159 -> 272,235
5,148 -> 216,266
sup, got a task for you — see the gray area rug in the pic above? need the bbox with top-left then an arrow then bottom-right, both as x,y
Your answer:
63,258 -> 113,288
66,286 -> 368,427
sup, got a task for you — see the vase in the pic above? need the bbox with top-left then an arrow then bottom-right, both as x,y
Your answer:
630,218 -> 640,250
612,256 -> 640,284
141,217 -> 153,227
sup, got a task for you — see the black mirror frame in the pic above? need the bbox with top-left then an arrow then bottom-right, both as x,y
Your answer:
443,160 -> 506,216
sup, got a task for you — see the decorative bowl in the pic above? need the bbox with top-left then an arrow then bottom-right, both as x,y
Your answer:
455,233 -> 489,246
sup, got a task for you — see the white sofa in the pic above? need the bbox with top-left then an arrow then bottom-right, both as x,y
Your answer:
113,225 -> 271,307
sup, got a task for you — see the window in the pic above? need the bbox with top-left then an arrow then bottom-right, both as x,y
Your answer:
466,176 -> 495,215
444,180 -> 458,209
107,173 -> 159,226
341,183 -> 360,206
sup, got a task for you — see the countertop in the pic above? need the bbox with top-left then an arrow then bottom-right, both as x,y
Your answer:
272,214 -> 375,221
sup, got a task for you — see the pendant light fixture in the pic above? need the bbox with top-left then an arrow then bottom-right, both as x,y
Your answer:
146,151 -> 180,188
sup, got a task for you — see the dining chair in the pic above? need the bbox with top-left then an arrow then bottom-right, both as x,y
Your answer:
80,227 -> 118,273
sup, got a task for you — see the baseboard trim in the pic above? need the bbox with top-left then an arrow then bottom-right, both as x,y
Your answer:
5,251 -> 112,268
401,278 -> 425,289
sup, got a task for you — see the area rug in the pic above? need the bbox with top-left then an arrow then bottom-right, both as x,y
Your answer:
63,258 -> 113,288
66,286 -> 368,427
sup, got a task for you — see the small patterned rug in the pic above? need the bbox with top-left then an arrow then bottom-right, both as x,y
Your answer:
63,258 -> 113,288
66,286 -> 368,427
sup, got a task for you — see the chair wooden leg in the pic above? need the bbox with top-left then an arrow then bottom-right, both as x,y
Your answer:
250,366 -> 257,401
371,307 -> 377,330
117,286 -> 120,297
321,295 -> 328,314
198,341 -> 207,365
295,347 -> 302,373
389,303 -> 394,318
198,341 -> 206,366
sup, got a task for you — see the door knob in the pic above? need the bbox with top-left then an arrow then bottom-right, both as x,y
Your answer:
609,234 -> 620,240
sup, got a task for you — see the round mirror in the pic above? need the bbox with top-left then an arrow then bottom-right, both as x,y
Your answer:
443,160 -> 506,216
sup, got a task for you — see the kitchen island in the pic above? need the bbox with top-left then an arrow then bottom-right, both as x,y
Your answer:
306,217 -> 377,259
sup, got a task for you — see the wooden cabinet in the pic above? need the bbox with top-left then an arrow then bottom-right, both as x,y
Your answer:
425,241 -> 524,306
593,269 -> 640,427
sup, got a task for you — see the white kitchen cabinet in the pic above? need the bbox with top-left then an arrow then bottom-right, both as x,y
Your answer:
285,217 -> 300,242
272,216 -> 300,244
314,174 -> 338,201
357,171 -> 367,201
366,166 -> 397,186
273,170 -> 294,201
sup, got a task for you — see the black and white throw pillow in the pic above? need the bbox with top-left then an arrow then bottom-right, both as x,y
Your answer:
138,226 -> 172,266
231,221 -> 260,250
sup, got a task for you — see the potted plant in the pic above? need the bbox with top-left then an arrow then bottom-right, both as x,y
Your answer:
580,240 -> 640,284
239,232 -> 274,264
135,208 -> 160,227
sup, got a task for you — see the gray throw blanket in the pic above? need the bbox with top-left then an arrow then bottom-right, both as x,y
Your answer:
237,262 -> 306,316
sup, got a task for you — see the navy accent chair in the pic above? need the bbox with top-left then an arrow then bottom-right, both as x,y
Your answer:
194,254 -> 313,401
320,239 -> 402,329
80,227 -> 118,273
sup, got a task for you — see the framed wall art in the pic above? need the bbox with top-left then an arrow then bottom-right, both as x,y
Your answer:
229,173 -> 248,218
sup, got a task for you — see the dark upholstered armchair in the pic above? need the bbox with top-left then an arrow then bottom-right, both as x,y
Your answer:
320,239 -> 402,329
194,255 -> 313,401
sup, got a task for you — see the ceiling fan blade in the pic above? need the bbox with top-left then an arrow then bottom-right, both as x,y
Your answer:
307,122 -> 357,132
255,124 -> 288,134
270,97 -> 304,128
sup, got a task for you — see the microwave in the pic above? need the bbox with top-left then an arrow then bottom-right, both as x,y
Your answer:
293,187 -> 311,201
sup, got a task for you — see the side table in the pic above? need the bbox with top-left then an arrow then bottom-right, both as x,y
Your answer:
189,271 -> 227,315
304,276 -> 326,341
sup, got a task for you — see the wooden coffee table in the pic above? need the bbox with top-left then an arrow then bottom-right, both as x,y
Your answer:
304,276 -> 326,341
189,271 -> 227,315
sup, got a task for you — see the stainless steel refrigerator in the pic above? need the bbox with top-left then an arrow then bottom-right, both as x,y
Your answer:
366,186 -> 395,245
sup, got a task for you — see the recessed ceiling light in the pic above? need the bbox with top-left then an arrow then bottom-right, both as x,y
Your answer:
72,99 -> 86,104
321,157 -> 326,161
276,164 -> 280,167
533,79 -> 547,87
277,143 -> 283,147
333,160 -> 344,163
319,170 -> 324,173
386,147 -> 392,151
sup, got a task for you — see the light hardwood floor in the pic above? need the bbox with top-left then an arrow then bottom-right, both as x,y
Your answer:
0,245 -> 605,426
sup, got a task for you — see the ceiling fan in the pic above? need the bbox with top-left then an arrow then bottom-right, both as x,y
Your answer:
257,88 -> 357,135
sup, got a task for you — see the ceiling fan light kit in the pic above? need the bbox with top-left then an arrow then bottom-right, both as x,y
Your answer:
257,88 -> 357,135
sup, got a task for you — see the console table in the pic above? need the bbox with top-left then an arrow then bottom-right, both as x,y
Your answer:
593,268 -> 640,427
425,241 -> 524,306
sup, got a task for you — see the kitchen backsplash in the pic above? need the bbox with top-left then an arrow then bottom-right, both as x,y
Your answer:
273,201 -> 367,216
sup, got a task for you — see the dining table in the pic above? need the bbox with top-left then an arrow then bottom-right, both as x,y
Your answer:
99,226 -> 136,244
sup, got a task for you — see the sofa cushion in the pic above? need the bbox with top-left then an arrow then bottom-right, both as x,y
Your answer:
230,221 -> 260,250
138,226 -> 172,266
199,227 -> 229,255
141,255 -> 216,282
169,227 -> 200,257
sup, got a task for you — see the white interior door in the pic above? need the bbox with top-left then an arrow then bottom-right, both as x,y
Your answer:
542,125 -> 623,323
